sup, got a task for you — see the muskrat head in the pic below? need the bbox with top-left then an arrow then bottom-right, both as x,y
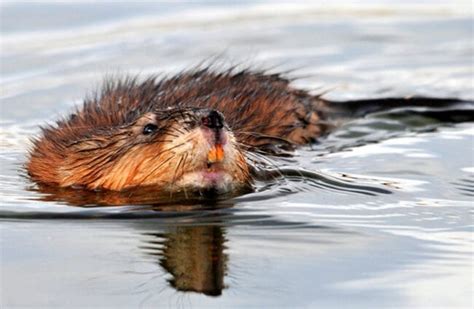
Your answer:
61,108 -> 251,194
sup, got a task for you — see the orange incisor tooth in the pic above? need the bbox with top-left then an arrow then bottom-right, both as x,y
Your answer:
208,144 -> 224,163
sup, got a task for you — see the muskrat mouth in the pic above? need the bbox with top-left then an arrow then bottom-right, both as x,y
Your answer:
178,143 -> 233,191
206,144 -> 225,168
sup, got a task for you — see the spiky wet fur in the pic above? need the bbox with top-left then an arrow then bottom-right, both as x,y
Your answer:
27,67 -> 329,192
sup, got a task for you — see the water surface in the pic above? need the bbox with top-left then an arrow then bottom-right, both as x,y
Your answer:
1,1 -> 473,308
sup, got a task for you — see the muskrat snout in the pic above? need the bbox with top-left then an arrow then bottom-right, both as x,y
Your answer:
201,110 -> 224,130
199,109 -> 228,149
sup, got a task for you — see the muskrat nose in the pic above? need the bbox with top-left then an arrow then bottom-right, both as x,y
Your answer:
202,110 -> 224,129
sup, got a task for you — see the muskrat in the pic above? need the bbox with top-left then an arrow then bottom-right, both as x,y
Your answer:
27,67 -> 473,196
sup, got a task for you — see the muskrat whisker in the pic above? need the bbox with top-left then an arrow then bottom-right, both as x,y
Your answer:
156,138 -> 190,161
183,152 -> 188,199
235,141 -> 265,156
236,141 -> 283,157
242,149 -> 284,179
245,153 -> 277,171
160,132 -> 180,138
235,131 -> 294,145
159,128 -> 182,138
236,160 -> 252,183
170,127 -> 187,136
156,142 -> 187,155
169,154 -> 184,199
182,185 -> 189,199
172,155 -> 185,184
245,150 -> 288,180
146,139 -> 175,144
138,155 -> 175,186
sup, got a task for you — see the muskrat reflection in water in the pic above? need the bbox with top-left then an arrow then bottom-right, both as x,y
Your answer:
26,67 -> 474,199
145,225 -> 227,296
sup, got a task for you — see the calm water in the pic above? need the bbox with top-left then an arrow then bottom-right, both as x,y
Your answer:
1,1 -> 473,308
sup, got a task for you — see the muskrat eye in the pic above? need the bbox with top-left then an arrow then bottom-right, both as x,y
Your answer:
143,124 -> 158,135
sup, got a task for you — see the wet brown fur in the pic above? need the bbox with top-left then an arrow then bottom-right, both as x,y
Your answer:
27,68 -> 332,191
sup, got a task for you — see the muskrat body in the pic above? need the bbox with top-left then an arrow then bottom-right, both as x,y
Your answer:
28,68 -> 329,194
27,68 -> 472,195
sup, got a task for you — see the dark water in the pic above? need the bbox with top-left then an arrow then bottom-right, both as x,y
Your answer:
1,1 -> 473,308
